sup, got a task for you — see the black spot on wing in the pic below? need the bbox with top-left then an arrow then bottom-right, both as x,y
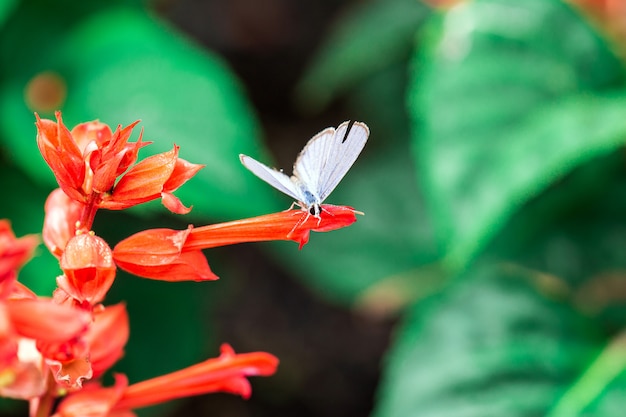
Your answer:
341,120 -> 355,143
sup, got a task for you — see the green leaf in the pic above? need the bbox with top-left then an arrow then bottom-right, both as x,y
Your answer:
410,0 -> 626,269
485,155 -> 626,329
373,262 -> 602,417
0,0 -> 18,28
0,5 -> 278,221
296,0 -> 430,112
272,145 -> 442,307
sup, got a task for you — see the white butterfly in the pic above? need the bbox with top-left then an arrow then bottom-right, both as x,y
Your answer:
240,120 -> 369,217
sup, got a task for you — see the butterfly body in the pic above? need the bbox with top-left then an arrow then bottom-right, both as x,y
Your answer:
240,121 -> 369,217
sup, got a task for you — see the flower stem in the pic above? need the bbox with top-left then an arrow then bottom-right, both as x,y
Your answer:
33,372 -> 57,417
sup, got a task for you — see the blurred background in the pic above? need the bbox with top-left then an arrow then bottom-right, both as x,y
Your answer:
3,0 -> 626,416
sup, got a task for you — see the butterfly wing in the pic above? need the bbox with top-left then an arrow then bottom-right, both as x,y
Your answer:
239,154 -> 303,201
293,121 -> 369,202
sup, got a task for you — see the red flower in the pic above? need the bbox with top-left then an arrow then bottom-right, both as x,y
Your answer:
53,344 -> 279,417
112,225 -> 217,282
35,112 -> 203,231
0,221 -> 95,396
58,232 -> 116,306
112,205 -> 359,281
0,296 -> 92,398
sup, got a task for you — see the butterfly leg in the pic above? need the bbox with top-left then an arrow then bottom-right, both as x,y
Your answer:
284,201 -> 305,213
287,211 -> 310,238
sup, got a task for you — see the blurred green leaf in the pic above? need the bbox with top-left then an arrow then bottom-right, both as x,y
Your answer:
0,0 -> 18,28
273,145 -> 442,306
373,262 -> 602,417
410,0 -> 626,268
296,0 -> 430,112
0,5 -> 278,221
345,62 -> 412,147
485,155 -> 626,329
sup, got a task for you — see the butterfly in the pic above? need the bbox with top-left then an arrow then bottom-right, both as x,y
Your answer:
239,120 -> 369,217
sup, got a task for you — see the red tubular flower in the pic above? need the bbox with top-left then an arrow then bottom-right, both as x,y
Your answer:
112,205 -> 359,281
186,204 -> 360,250
59,232 -> 116,305
112,226 -> 217,282
53,344 -> 279,417
35,112 -> 203,226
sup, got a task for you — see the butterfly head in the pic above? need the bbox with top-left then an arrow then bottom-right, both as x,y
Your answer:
308,203 -> 321,217
300,189 -> 322,217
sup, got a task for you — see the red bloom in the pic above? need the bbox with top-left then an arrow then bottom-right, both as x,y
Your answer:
186,204 -> 360,250
58,232 -> 116,306
53,344 -> 279,417
112,205 -> 359,281
35,112 -> 203,228
0,296 -> 91,398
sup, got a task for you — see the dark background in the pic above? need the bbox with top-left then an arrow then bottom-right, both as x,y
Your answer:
157,1 -> 397,416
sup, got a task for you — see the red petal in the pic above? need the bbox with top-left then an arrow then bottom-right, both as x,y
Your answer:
0,220 -> 39,285
161,192 -> 192,214
47,356 -> 93,390
0,358 -> 46,400
91,122 -> 143,194
86,304 -> 129,378
113,344 -> 278,410
70,120 -> 113,154
54,374 -> 128,417
112,227 -> 217,282
43,189 -> 83,258
110,147 -> 178,202
163,157 -> 204,192
7,298 -> 90,342
35,112 -> 85,200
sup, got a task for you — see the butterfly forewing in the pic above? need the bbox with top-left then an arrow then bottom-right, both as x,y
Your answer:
239,154 -> 304,202
292,127 -> 336,200
295,121 -> 369,202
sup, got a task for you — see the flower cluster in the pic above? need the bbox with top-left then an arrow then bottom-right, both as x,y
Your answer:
0,112 -> 360,417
